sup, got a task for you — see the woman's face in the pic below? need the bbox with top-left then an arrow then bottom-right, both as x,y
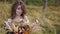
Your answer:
16,5 -> 22,16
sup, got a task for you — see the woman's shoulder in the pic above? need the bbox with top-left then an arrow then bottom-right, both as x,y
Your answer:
24,15 -> 29,23
5,18 -> 12,23
24,15 -> 28,19
24,15 -> 29,21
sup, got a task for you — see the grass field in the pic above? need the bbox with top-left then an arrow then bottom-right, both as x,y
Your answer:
0,2 -> 60,34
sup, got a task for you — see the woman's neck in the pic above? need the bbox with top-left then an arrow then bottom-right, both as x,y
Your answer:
12,15 -> 23,22
15,15 -> 21,19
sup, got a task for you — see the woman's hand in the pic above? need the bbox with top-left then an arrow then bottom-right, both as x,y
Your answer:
34,18 -> 39,24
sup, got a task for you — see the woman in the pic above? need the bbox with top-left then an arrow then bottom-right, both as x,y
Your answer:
4,1 -> 30,34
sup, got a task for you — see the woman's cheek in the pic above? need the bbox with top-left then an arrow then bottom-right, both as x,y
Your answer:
16,11 -> 19,15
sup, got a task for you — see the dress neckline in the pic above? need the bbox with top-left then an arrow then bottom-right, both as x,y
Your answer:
12,18 -> 24,23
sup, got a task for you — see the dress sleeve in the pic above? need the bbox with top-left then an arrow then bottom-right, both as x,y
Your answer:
4,18 -> 12,33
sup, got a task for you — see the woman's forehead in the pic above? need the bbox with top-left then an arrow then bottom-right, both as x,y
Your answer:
17,5 -> 21,8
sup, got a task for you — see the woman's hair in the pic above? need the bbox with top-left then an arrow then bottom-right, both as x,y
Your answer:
11,0 -> 26,19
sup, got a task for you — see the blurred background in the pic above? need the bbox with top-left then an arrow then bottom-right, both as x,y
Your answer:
0,0 -> 60,34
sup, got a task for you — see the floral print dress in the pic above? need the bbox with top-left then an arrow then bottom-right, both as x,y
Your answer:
4,16 -> 30,34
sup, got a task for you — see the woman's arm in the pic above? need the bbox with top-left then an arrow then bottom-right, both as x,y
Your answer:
30,18 -> 40,28
4,18 -> 13,31
23,16 -> 39,26
23,16 -> 30,25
